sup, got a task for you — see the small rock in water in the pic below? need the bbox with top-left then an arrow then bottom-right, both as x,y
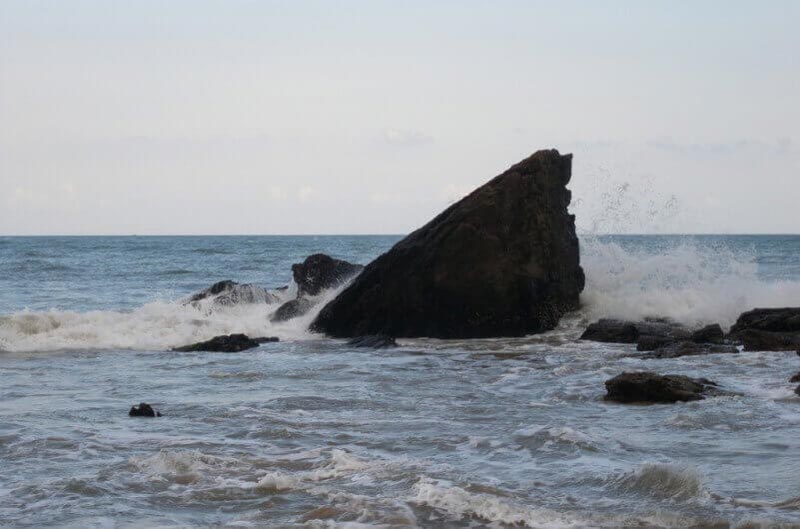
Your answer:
690,324 -> 725,344
129,403 -> 162,417
581,319 -> 640,343
790,372 -> 800,383
605,372 -> 720,403
253,336 -> 280,343
645,341 -> 738,359
270,297 -> 314,323
347,335 -> 397,349
172,334 -> 260,352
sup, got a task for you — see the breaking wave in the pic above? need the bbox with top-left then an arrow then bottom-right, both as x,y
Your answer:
580,237 -> 800,329
611,462 -> 708,501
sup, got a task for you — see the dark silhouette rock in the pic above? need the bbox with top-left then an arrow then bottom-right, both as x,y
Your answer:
729,308 -> 800,351
253,336 -> 280,343
292,254 -> 363,297
270,297 -> 314,323
796,385 -> 800,397
312,149 -> 584,339
644,341 -> 738,359
347,335 -> 397,348
173,334 -> 260,353
735,329 -> 800,352
605,372 -> 719,403
582,320 -> 640,343
789,372 -> 800,383
690,324 -> 724,344
187,280 -> 280,306
129,403 -> 162,417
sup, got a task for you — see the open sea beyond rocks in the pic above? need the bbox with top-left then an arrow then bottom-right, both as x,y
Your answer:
2,234 -> 800,528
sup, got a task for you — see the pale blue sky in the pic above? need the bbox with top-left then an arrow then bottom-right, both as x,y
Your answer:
1,1 -> 798,234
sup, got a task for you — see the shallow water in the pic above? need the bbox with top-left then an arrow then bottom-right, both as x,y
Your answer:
1,235 -> 800,527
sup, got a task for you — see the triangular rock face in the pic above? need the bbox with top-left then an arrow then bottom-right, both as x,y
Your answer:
311,149 -> 585,339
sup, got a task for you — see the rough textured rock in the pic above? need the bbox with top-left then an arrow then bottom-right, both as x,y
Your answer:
312,149 -> 584,339
582,319 -> 640,343
729,308 -> 800,351
292,254 -> 363,297
270,297 -> 315,323
644,341 -> 738,359
604,372 -> 719,403
347,335 -> 397,348
129,403 -> 161,417
690,324 -> 724,344
187,280 -> 280,306
173,334 -> 260,353
582,318 -> 689,348
735,329 -> 800,352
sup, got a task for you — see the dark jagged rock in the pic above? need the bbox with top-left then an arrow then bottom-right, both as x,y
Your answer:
173,334 -> 260,353
729,308 -> 800,351
129,403 -> 162,417
187,280 -> 280,306
604,372 -> 719,403
253,336 -> 280,343
270,297 -> 314,323
735,329 -> 800,352
347,335 -> 397,349
644,341 -> 738,359
292,254 -> 363,297
690,324 -> 724,344
582,319 -> 640,343
312,149 -> 584,339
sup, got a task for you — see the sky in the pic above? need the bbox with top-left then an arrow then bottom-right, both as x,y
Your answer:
1,0 -> 798,235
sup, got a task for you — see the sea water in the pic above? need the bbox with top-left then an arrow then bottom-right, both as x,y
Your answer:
1,234 -> 800,527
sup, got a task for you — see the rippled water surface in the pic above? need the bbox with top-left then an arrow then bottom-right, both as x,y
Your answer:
1,235 -> 800,527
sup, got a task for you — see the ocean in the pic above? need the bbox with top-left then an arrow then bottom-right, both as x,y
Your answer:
1,234 -> 800,527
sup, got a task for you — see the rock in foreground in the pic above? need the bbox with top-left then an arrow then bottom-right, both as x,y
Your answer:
173,334 -> 260,353
605,372 -> 720,403
312,149 -> 584,338
129,403 -> 162,417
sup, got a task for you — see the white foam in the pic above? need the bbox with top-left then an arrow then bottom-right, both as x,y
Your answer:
580,237 -> 800,329
0,282 -> 348,353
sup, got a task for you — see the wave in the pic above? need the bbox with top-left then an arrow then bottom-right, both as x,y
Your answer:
611,462 -> 708,501
0,284 -> 347,353
580,237 -> 800,329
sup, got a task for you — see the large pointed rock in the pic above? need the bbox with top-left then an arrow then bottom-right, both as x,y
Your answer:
311,149 -> 585,338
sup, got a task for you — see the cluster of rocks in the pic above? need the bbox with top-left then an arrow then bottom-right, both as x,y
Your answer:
582,309 -> 800,403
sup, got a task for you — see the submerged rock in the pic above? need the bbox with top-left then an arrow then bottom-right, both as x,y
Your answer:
347,335 -> 397,348
312,149 -> 584,338
270,297 -> 314,323
187,280 -> 280,306
173,334 -> 260,353
129,403 -> 162,417
605,372 -> 719,403
644,341 -> 738,359
729,308 -> 800,351
292,254 -> 363,297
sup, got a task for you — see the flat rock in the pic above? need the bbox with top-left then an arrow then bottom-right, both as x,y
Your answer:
644,341 -> 738,359
312,149 -> 585,339
605,372 -> 719,403
187,280 -> 280,306
129,402 -> 162,417
173,334 -> 260,353
346,335 -> 397,348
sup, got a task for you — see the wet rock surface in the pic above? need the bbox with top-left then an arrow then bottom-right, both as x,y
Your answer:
186,280 -> 280,306
605,372 -> 721,403
292,254 -> 363,297
729,308 -> 800,351
173,334 -> 260,353
643,341 -> 738,359
129,403 -> 161,417
270,297 -> 314,323
313,149 -> 585,339
346,335 -> 397,349
582,319 -> 732,356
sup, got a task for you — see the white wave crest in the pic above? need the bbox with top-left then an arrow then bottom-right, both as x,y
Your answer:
580,237 -> 800,329
0,282 -> 347,353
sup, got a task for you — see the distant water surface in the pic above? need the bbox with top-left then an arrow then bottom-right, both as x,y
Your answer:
1,234 -> 800,527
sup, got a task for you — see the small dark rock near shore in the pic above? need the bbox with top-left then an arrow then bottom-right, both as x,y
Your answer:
173,334 -> 260,353
186,280 -> 279,306
347,335 -> 397,348
644,341 -> 738,359
581,318 -> 732,357
293,254 -> 364,297
605,372 -> 720,403
312,149 -> 585,339
129,403 -> 161,417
